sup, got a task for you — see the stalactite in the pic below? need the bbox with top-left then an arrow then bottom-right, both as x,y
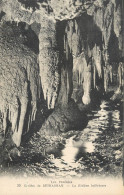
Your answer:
12,95 -> 28,147
82,61 -> 92,105
56,22 -> 73,107
92,44 -> 102,78
73,54 -> 85,85
73,50 -> 92,105
38,18 -> 60,109
65,43 -> 73,101
118,62 -> 123,88
114,4 -> 121,38
104,67 -> 107,92
2,109 -> 7,133
66,19 -> 81,57
11,109 -> 18,133
57,68 -> 68,107
93,64 -> 96,89
103,65 -> 113,92
109,65 -> 113,83
93,1 -> 114,49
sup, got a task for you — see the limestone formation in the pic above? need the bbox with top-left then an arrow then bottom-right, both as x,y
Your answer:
0,0 -> 123,146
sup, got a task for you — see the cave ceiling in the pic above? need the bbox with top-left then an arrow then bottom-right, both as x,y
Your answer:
0,0 -> 118,23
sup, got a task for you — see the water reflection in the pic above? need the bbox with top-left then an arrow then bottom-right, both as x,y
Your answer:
61,136 -> 79,164
1,100 -> 122,178
84,142 -> 95,153
46,100 -> 122,178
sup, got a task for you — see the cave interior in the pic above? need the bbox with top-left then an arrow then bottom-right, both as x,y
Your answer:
0,0 -> 123,149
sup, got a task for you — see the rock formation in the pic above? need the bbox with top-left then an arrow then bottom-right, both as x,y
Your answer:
0,0 -> 123,146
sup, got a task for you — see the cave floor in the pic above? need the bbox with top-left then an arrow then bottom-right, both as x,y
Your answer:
0,99 -> 123,179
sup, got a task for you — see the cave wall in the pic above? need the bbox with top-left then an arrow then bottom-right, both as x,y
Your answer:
0,22 -> 41,146
0,0 -> 123,146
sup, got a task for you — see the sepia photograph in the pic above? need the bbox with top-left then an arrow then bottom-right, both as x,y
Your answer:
0,0 -> 123,194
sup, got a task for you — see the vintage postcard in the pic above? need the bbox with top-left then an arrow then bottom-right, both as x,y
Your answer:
0,0 -> 123,195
